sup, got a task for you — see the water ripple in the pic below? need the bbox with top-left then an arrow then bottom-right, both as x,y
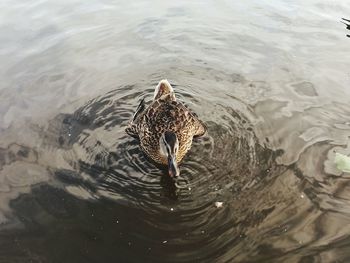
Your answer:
8,81 -> 286,261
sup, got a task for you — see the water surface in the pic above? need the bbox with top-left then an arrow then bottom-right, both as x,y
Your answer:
1,0 -> 350,262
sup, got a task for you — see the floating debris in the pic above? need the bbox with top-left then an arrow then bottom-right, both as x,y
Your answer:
214,202 -> 223,208
334,153 -> 350,173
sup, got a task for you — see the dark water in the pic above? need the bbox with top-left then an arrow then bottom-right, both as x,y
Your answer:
1,1 -> 350,262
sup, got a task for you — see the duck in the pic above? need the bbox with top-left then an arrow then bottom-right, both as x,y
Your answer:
126,79 -> 206,178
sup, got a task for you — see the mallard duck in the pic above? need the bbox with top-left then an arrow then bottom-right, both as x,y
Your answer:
126,80 -> 206,178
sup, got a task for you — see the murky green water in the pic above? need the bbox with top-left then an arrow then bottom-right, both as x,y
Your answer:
1,0 -> 350,262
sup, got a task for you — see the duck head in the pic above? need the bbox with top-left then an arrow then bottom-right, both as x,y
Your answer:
160,131 -> 180,178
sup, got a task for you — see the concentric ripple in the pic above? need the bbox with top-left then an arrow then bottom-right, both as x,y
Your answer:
1,70 -> 350,262
4,81 -> 286,262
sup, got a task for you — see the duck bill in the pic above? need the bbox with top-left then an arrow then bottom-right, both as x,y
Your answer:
168,155 -> 180,178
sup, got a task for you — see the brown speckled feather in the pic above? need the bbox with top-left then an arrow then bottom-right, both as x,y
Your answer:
126,87 -> 206,166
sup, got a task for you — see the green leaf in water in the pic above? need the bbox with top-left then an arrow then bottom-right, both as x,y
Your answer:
334,153 -> 350,173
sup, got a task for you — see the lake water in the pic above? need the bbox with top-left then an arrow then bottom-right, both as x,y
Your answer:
1,0 -> 350,262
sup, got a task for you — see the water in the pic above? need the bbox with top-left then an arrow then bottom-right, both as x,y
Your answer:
1,0 -> 350,262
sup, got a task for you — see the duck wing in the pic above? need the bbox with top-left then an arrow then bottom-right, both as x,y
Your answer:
132,98 -> 146,122
180,102 -> 207,137
125,98 -> 146,139
145,99 -> 206,137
